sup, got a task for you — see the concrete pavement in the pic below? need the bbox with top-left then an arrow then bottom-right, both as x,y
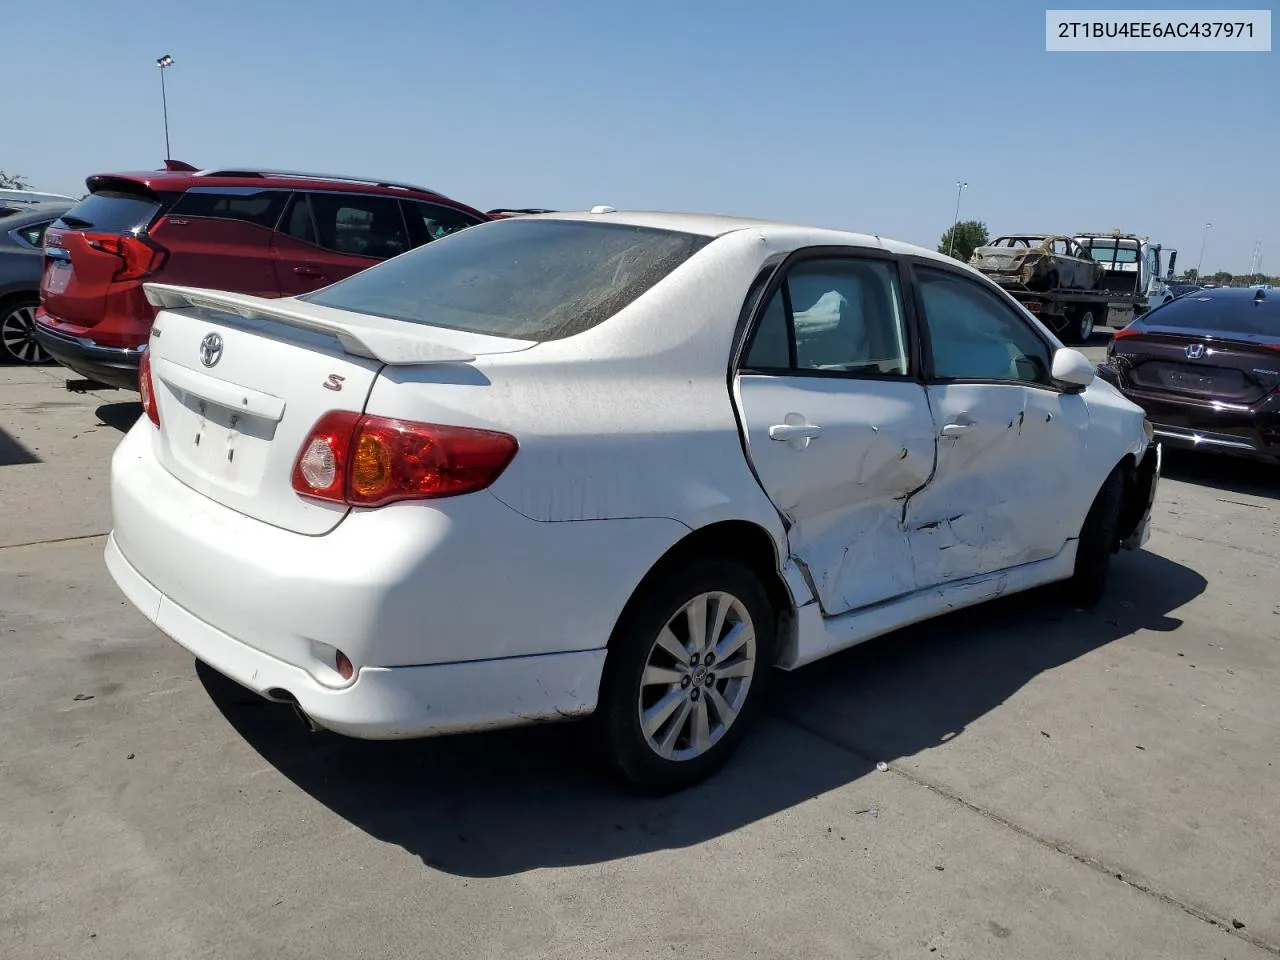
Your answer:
2,345 -> 1277,959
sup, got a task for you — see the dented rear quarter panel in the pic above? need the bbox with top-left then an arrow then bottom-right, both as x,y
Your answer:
361,228 -> 816,591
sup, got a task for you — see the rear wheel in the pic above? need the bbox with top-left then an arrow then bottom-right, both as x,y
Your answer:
1065,305 -> 1098,345
596,558 -> 775,793
0,297 -> 51,365
1066,465 -> 1125,607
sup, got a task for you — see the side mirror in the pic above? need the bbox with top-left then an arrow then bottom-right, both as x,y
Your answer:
1051,347 -> 1096,390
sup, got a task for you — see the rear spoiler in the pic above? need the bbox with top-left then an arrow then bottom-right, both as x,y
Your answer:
143,283 -> 528,365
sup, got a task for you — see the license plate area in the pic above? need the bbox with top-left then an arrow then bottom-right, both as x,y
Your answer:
1163,370 -> 1214,391
165,391 -> 278,493
43,260 -> 72,296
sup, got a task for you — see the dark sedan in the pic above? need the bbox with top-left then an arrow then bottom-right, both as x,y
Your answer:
1098,287 -> 1279,461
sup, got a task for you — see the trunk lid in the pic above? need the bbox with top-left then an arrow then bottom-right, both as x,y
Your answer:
970,247 -> 1031,272
41,183 -> 170,328
1111,325 -> 1280,404
142,284 -> 535,535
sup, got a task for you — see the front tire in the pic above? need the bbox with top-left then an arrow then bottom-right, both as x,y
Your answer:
1067,466 -> 1125,607
0,296 -> 51,365
596,558 -> 775,793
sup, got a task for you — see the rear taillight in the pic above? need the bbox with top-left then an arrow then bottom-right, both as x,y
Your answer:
138,350 -> 160,426
85,233 -> 167,282
1111,327 -> 1142,340
292,412 -> 518,507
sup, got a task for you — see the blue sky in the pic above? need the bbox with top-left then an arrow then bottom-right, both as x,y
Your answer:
10,0 -> 1276,273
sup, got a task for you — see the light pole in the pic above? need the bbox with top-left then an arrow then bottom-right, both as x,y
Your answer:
1196,221 -> 1211,277
946,181 -> 968,259
156,55 -> 175,161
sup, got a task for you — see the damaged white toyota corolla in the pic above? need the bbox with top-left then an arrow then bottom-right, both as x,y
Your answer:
106,210 -> 1160,792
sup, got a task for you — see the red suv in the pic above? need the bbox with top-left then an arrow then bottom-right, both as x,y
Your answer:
35,162 -> 490,390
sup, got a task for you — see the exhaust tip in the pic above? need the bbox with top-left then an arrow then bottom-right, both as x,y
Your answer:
291,702 -> 325,733
265,687 -> 325,733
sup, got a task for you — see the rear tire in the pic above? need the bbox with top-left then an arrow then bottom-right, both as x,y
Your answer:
0,296 -> 51,365
1065,306 -> 1098,345
1067,466 -> 1125,607
595,558 -> 775,793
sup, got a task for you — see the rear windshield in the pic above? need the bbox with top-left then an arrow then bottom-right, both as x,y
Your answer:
1145,294 -> 1278,336
303,218 -> 712,342
55,190 -> 160,234
1082,242 -> 1139,264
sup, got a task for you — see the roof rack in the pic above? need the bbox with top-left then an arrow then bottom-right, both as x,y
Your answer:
193,168 -> 440,196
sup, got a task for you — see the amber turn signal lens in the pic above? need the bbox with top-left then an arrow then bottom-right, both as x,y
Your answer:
351,430 -> 395,499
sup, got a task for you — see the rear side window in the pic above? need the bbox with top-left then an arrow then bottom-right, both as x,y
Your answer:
169,188 -> 288,229
307,193 -> 410,260
744,257 -> 911,376
405,201 -> 483,246
304,218 -> 712,342
1083,242 -> 1139,264
14,220 -> 55,247
56,190 -> 160,234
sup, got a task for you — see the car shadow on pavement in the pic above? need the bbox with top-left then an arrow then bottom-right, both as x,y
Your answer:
96,402 -> 142,434
1160,448 -> 1280,500
0,426 -> 40,466
199,548 -> 1204,878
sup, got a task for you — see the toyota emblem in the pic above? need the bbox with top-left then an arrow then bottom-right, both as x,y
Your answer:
199,332 -> 224,367
1185,343 -> 1205,360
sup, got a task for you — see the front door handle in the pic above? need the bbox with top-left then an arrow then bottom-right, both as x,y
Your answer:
769,423 -> 823,442
941,422 -> 973,437
293,265 -> 325,278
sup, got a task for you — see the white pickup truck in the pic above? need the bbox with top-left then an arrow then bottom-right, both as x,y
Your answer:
1074,232 -> 1179,328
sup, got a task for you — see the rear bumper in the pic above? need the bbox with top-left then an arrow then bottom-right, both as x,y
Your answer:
106,534 -> 605,738
1100,370 -> 1280,460
106,421 -> 689,738
33,321 -> 142,390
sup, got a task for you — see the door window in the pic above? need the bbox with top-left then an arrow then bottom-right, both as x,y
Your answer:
744,257 -> 910,376
405,201 -> 483,246
916,267 -> 1053,385
281,193 -> 318,245
304,192 -> 410,260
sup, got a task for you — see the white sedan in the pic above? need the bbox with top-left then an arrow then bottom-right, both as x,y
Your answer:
107,210 -> 1160,792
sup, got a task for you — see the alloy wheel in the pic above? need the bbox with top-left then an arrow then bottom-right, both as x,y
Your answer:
1,304 -> 50,364
637,591 -> 757,762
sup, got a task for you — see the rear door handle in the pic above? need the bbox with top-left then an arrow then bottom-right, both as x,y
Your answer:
293,265 -> 325,278
769,423 -> 823,442
941,422 -> 973,437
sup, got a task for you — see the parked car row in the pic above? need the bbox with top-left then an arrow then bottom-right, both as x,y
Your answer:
21,162 -> 505,384
1,198 -> 73,364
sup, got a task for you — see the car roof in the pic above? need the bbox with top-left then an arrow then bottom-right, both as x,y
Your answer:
1185,286 -> 1273,301
521,209 -> 959,264
0,189 -> 76,204
0,200 -> 74,223
83,166 -> 477,211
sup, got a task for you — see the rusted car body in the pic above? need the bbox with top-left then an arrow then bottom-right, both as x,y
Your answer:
970,235 -> 1104,293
